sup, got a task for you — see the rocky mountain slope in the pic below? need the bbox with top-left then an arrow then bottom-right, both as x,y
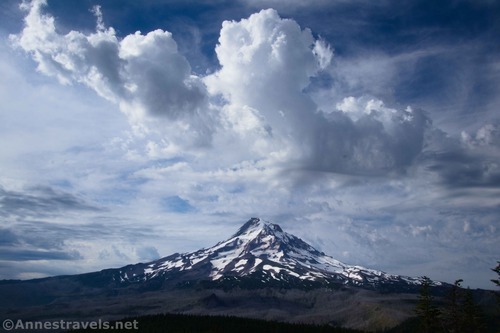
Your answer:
109,218 -> 438,292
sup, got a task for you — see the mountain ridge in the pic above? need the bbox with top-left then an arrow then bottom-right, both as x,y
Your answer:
105,217 -> 442,292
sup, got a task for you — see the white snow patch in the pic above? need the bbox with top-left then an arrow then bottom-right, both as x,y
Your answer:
263,264 -> 281,273
248,258 -> 263,273
235,259 -> 248,267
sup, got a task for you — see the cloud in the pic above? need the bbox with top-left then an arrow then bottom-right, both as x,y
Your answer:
205,9 -> 429,176
420,123 -> 500,189
9,3 -> 448,178
0,185 -> 101,218
136,246 -> 160,261
461,123 -> 500,148
308,97 -> 428,175
0,229 -> 19,246
4,1 -> 499,288
205,8 -> 331,152
10,0 -> 213,145
0,248 -> 82,261
408,224 -> 432,237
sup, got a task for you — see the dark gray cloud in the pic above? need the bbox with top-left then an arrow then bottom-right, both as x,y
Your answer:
0,185 -> 101,218
0,248 -> 82,261
0,217 -> 166,278
0,223 -> 78,264
7,219 -> 161,248
0,222 -> 82,263
426,151 -> 500,189
303,107 -> 429,175
422,123 -> 500,189
0,229 -> 19,246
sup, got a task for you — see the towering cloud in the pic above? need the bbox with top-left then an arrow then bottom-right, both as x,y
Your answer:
205,9 -> 333,160
206,9 -> 428,175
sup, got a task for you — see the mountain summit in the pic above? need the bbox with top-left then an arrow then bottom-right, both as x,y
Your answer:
113,218 -> 437,291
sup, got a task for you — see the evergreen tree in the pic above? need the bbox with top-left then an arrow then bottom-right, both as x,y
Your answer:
492,261 -> 500,288
460,287 -> 484,333
443,279 -> 464,333
492,261 -> 500,309
415,276 -> 441,333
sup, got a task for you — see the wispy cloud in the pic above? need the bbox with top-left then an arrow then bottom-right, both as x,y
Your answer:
0,185 -> 102,217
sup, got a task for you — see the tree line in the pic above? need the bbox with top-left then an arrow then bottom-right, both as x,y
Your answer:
409,261 -> 500,333
69,313 -> 365,333
68,262 -> 500,333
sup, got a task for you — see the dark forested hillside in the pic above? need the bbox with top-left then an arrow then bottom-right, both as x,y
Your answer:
69,313 -> 364,333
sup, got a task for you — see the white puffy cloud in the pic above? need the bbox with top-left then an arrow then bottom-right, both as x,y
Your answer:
118,30 -> 207,119
205,9 -> 330,160
10,0 -> 212,146
206,9 -> 428,176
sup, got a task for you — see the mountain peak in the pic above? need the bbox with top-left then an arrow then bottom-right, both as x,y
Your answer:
232,217 -> 283,238
115,218 -> 439,291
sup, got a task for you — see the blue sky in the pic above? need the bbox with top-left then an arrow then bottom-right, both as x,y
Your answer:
0,0 -> 499,288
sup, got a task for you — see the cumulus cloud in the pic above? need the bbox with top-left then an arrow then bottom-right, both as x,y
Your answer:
205,9 -> 330,157
10,3 -> 433,177
206,9 -> 428,176
10,0 -> 212,145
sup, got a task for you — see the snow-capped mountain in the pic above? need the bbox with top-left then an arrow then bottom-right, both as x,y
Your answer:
111,218 -> 439,291
0,218 -> 488,332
